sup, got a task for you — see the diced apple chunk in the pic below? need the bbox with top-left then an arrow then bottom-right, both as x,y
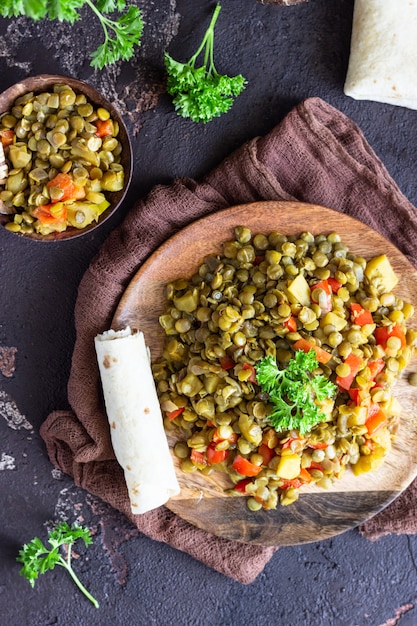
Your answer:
321,311 -> 347,331
286,274 -> 311,306
276,450 -> 301,479
364,254 -> 398,294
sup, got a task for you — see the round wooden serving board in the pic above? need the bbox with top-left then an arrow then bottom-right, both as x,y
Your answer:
112,201 -> 417,546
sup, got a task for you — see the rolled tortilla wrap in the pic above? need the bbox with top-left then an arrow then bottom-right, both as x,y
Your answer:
95,326 -> 180,514
344,0 -> 417,110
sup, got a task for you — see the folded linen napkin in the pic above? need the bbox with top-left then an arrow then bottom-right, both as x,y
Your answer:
40,97 -> 417,583
344,0 -> 417,110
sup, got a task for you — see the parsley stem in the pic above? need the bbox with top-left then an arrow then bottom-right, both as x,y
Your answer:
189,4 -> 221,70
83,0 -> 117,46
58,554 -> 99,609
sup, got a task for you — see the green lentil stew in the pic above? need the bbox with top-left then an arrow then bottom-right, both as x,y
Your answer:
0,83 -> 124,236
152,228 -> 417,510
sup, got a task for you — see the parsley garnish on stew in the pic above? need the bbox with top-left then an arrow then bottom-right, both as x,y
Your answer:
255,351 -> 337,435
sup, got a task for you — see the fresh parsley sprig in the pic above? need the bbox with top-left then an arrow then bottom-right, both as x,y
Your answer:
17,521 -> 99,608
164,4 -> 247,123
256,351 -> 337,436
87,0 -> 144,69
0,0 -> 143,69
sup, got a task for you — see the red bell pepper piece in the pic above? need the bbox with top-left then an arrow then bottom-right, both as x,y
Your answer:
368,358 -> 385,380
190,449 -> 207,466
166,407 -> 185,421
219,355 -> 235,370
211,428 -> 238,444
327,277 -> 342,293
308,461 -> 324,471
299,467 -> 313,483
308,442 -> 328,450
233,478 -> 252,493
47,172 -> 85,203
258,443 -> 275,465
293,338 -> 332,364
347,388 -> 360,405
284,316 -> 297,332
232,455 -> 262,477
0,129 -> 14,147
32,203 -> 67,226
242,362 -> 257,383
94,118 -> 114,138
374,327 -> 389,349
365,404 -> 388,435
349,303 -> 374,326
336,352 -> 363,390
281,467 -> 314,490
280,478 -> 303,490
375,324 -> 406,351
206,443 -> 228,464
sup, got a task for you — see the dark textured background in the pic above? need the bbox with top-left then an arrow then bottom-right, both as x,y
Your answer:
1,1 -> 417,624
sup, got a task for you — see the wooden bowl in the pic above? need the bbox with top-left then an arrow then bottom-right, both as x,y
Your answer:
0,74 -> 132,241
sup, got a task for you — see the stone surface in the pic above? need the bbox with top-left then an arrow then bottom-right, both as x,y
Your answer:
1,1 -> 417,624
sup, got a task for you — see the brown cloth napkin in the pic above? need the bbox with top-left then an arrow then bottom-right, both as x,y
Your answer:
40,97 -> 417,583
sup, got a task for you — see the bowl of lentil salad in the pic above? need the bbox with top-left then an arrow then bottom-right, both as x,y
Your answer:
0,74 -> 132,241
113,202 -> 417,546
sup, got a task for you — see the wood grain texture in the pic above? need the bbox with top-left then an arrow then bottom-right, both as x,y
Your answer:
113,201 -> 417,546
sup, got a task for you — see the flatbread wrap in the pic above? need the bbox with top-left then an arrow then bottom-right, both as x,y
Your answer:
344,0 -> 417,110
94,326 -> 180,514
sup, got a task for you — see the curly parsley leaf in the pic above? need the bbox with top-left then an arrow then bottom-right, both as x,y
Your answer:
256,351 -> 337,436
17,521 -> 99,608
0,0 -> 143,68
97,0 -> 122,11
87,0 -> 143,69
46,0 -> 84,23
0,0 -> 48,19
164,4 -> 247,123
